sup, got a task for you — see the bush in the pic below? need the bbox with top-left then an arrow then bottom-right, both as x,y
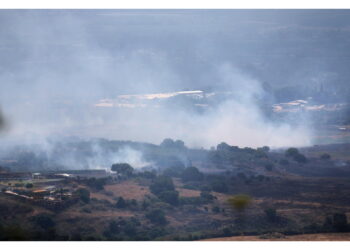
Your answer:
293,153 -> 308,163
320,153 -> 331,160
200,191 -> 216,202
217,142 -> 231,151
31,214 -> 55,230
86,177 -> 107,190
163,167 -> 185,178
264,163 -> 274,171
181,167 -> 203,182
115,197 -> 127,208
150,175 -> 175,195
285,148 -> 299,158
211,180 -> 228,193
0,225 -> 28,240
264,208 -> 277,222
81,207 -> 92,213
105,217 -> 141,239
279,159 -> 289,166
227,194 -> 252,212
158,190 -> 179,206
145,209 -> 168,225
212,206 -> 220,213
179,196 -> 206,205
333,213 -> 348,232
75,188 -> 90,203
111,163 -> 134,177
139,170 -> 157,179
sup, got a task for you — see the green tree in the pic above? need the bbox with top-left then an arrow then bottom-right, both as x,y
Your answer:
212,206 -> 220,213
320,153 -> 331,160
111,163 -> 134,177
150,175 -> 175,195
1,225 -> 28,240
264,208 -> 277,222
31,213 -> 55,230
264,163 -> 274,171
211,180 -> 229,193
227,194 -> 252,213
145,209 -> 168,225
200,191 -> 216,202
75,188 -> 90,203
181,166 -> 203,182
333,213 -> 348,232
285,148 -> 299,158
158,190 -> 179,206
160,138 -> 175,148
217,142 -> 231,151
115,197 -> 127,208
294,153 -> 308,163
279,159 -> 289,166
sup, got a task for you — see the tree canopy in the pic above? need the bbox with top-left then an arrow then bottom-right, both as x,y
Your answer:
111,163 -> 134,177
227,194 -> 252,212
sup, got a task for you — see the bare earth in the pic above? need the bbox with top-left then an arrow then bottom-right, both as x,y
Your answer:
202,233 -> 350,241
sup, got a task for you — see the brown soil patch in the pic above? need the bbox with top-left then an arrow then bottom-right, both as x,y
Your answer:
201,232 -> 350,241
104,180 -> 150,200
177,188 -> 201,197
90,192 -> 115,203
59,210 -> 134,220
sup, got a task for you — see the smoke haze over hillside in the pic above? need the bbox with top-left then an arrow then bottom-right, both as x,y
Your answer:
2,10 -> 350,149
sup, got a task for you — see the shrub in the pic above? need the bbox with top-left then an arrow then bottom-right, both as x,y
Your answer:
285,148 -> 299,158
145,209 -> 168,225
264,163 -> 274,171
115,197 -> 127,208
85,177 -> 107,190
179,196 -> 205,205
279,159 -> 289,166
212,206 -> 220,213
227,194 -> 252,212
181,167 -> 203,182
75,188 -> 90,203
150,175 -> 175,195
81,207 -> 92,213
139,170 -> 157,179
264,208 -> 277,222
25,183 -> 33,188
163,167 -> 185,178
1,225 -> 28,240
158,190 -> 179,206
111,163 -> 134,177
200,191 -> 216,202
320,153 -> 331,160
333,213 -> 348,232
31,214 -> 55,230
211,180 -> 228,193
237,172 -> 247,179
293,153 -> 308,163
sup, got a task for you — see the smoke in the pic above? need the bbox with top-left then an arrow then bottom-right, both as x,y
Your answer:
0,108 -> 9,134
0,137 -> 153,171
0,109 -> 5,131
52,144 -> 152,170
0,10 -> 326,153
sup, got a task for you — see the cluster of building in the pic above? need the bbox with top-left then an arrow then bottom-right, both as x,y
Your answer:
0,169 -> 107,211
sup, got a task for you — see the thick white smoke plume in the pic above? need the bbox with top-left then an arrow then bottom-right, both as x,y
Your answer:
0,10 -> 314,151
